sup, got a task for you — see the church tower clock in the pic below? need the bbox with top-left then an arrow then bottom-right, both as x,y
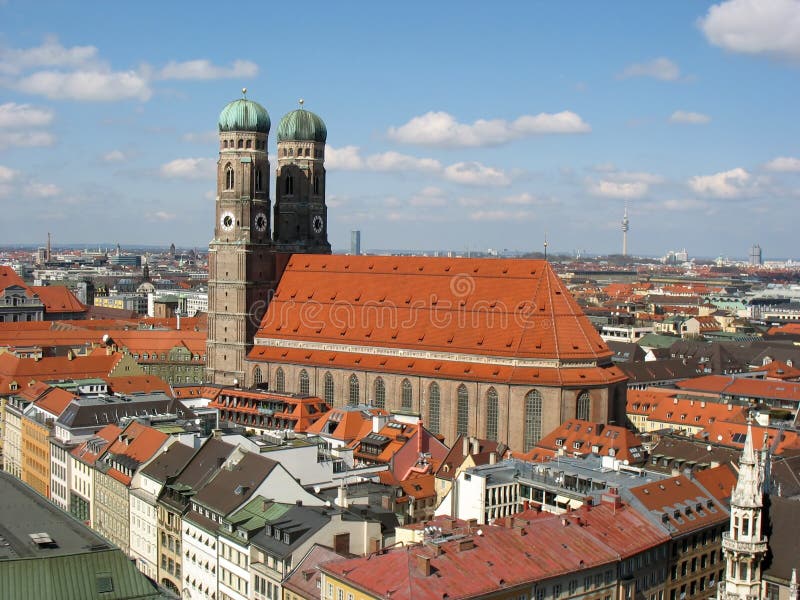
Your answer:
273,100 -> 331,254
207,90 -> 276,385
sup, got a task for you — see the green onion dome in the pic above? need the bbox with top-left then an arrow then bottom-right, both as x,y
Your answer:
218,96 -> 271,134
277,106 -> 327,143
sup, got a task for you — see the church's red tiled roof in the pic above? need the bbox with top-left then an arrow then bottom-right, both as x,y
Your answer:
253,256 -> 612,363
29,285 -> 86,314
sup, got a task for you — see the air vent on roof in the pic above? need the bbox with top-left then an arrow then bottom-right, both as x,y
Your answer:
95,573 -> 114,594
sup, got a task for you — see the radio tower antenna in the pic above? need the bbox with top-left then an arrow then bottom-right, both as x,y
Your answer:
621,202 -> 630,257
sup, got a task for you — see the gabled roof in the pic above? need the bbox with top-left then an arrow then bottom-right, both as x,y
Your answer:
253,255 -> 613,363
103,375 -> 172,396
677,374 -> 800,403
304,405 -> 385,443
695,421 -> 800,455
283,544 -> 347,599
531,419 -> 646,464
0,348 -> 127,389
32,386 -> 78,418
751,360 -> 800,381
71,424 -> 122,466
648,396 -> 747,430
140,441 -> 196,484
0,266 -> 25,290
101,421 -> 169,485
191,452 -> 277,515
436,436 -> 507,482
29,285 -> 86,314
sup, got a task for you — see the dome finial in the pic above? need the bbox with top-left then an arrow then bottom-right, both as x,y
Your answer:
242,87 -> 247,98
298,98 -> 305,109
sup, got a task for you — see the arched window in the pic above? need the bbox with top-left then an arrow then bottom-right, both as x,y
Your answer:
323,372 -> 334,405
289,148 -> 294,157
299,369 -> 310,396
428,382 -> 440,433
237,139 -> 243,149
524,390 -> 543,452
223,140 -> 228,149
486,387 -> 498,441
456,384 -> 469,436
284,176 -> 294,195
246,140 -> 252,149
348,374 -> 359,406
275,367 -> 285,393
225,165 -> 234,190
304,148 -> 310,157
252,367 -> 263,386
576,390 -> 591,421
255,169 -> 262,192
401,379 -> 413,410
374,377 -> 386,409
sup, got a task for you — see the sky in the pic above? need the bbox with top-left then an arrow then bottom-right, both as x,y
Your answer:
0,0 -> 799,259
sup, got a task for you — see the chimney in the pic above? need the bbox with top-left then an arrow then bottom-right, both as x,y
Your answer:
462,436 -> 469,456
489,451 -> 497,465
458,539 -> 475,551
372,414 -> 389,433
471,438 -> 480,455
466,518 -> 478,529
415,554 -> 433,576
336,482 -> 349,508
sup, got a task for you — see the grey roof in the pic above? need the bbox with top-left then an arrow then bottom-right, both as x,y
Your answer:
647,434 -> 741,475
191,452 -> 277,515
140,441 -> 196,483
158,437 -> 236,510
0,472 -> 169,599
250,504 -> 331,559
619,359 -> 705,384
763,495 -> 800,583
283,544 -> 347,598
607,340 -> 646,363
57,395 -> 192,429
768,450 -> 800,500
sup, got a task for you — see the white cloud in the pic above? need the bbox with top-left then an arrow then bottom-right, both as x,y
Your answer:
618,57 -> 681,81
102,150 -> 126,162
700,0 -> 800,61
25,182 -> 61,198
146,211 -> 176,222
0,165 -> 17,183
688,167 -> 752,198
158,59 -> 258,80
660,198 -> 710,211
159,157 -> 216,179
764,156 -> 800,172
0,130 -> 55,149
605,171 -> 665,184
0,102 -> 54,128
409,187 -> 447,207
0,35 -> 99,75
325,145 -> 364,170
16,69 -> 151,101
670,110 -> 711,124
365,151 -> 441,172
469,209 -> 534,221
590,180 -> 649,199
387,110 -> 590,148
443,162 -> 511,186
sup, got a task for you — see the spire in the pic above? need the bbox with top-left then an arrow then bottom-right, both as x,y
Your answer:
731,423 -> 763,508
741,422 -> 757,466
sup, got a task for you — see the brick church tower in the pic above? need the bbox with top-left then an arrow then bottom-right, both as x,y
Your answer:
207,92 -> 331,384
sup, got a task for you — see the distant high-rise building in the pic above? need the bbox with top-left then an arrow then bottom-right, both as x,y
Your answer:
351,230 -> 361,255
749,244 -> 762,266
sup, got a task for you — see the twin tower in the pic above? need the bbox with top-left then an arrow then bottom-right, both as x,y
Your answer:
207,92 -> 331,384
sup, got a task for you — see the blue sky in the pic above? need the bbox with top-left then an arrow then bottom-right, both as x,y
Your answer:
1,0 -> 799,259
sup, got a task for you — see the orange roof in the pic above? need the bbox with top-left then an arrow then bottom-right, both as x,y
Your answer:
71,424 -> 122,466
0,266 -> 25,290
768,323 -> 800,336
103,375 -> 172,396
751,360 -> 800,381
29,285 -> 86,313
530,419 -> 646,463
254,255 -> 613,363
304,406 -> 386,443
648,397 -> 747,431
677,375 -> 800,404
693,463 -> 737,504
172,385 -> 223,400
110,329 -> 206,356
32,386 -> 78,417
626,387 -> 681,416
695,421 -> 800,455
0,347 -> 126,389
249,345 -> 626,387
103,421 -> 169,485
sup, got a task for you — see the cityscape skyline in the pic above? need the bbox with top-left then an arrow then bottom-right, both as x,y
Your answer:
0,1 -> 799,257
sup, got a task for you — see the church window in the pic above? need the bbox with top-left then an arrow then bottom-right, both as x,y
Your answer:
255,169 -> 262,192
304,148 -> 310,157
374,377 -> 386,409
401,379 -> 413,410
524,390 -> 543,452
223,140 -> 228,149
299,369 -> 310,395
576,390 -> 590,421
225,165 -> 234,190
238,139 -> 243,149
486,387 -> 498,441
289,148 -> 294,157
275,367 -> 285,393
456,385 -> 469,436
324,372 -> 334,405
246,140 -> 251,149
253,367 -> 263,386
428,382 -> 440,433
313,176 -> 320,195
285,176 -> 294,195
348,374 -> 359,406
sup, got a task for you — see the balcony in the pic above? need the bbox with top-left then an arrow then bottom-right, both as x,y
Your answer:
721,532 -> 767,555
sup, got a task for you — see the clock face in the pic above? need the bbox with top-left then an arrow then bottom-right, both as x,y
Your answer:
220,211 -> 235,231
312,215 -> 324,234
254,212 -> 267,233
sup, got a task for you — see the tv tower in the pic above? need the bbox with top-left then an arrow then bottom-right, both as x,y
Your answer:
621,202 -> 630,257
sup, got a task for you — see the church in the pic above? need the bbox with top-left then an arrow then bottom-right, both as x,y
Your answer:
206,92 -> 627,450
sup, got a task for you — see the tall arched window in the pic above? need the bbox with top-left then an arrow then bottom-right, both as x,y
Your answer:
299,369 -> 310,396
313,176 -> 320,195
524,390 -> 543,452
428,382 -> 440,434
486,387 -> 498,441
237,139 -> 243,149
456,384 -> 469,436
223,140 -> 228,149
348,374 -> 359,406
323,372 -> 334,405
374,378 -> 386,409
275,367 -> 285,393
255,169 -> 262,192
225,165 -> 234,190
401,379 -> 413,410
252,367 -> 263,387
284,176 -> 294,195
576,390 -> 591,421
